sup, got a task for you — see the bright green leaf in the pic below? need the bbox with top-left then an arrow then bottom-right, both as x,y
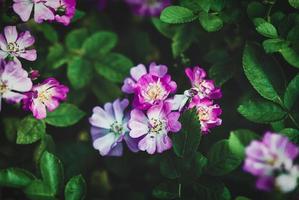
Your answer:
262,39 -> 290,53
289,0 -> 299,8
65,175 -> 86,200
280,128 -> 299,144
160,6 -> 197,24
194,152 -> 208,177
172,25 -> 194,58
17,116 -> 46,145
45,103 -> 85,127
256,22 -> 278,38
280,47 -> 299,68
284,74 -> 299,109
237,98 -> 287,123
199,12 -> 223,32
0,168 -> 35,188
66,29 -> 88,50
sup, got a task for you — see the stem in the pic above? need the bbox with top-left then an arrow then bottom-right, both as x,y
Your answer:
178,183 -> 182,198
265,0 -> 276,22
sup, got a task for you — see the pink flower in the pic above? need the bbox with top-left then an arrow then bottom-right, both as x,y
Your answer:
185,66 -> 222,105
13,0 -> 58,23
195,99 -> 222,133
125,0 -> 171,17
22,78 -> 69,119
244,132 -> 299,192
128,102 -> 181,154
0,60 -> 32,110
49,0 -> 76,26
89,99 -> 139,156
0,26 -> 36,63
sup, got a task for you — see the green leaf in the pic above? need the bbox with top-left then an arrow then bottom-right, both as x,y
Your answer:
198,0 -> 211,12
71,10 -> 86,23
34,135 -> 56,165
256,22 -> 278,38
172,110 -> 201,158
66,29 -> 88,50
289,0 -> 299,8
17,116 -> 46,144
2,117 -> 19,142
207,140 -> 242,176
237,98 -> 287,123
172,25 -> 194,58
262,39 -> 290,53
235,196 -> 251,200
82,31 -> 118,57
94,53 -> 133,83
65,175 -> 86,200
209,62 -> 234,86
152,182 -> 179,199
247,1 -> 266,19
152,18 -> 177,39
67,57 -> 93,89
0,168 -> 35,188
24,180 -> 56,200
33,24 -> 58,43
45,103 -> 85,127
47,43 -> 67,69
280,128 -> 299,144
242,43 -> 285,104
198,12 -> 223,32
160,153 -> 181,179
160,6 -> 197,24
194,152 -> 208,177
284,74 -> 299,109
179,0 -> 204,12
193,178 -> 231,200
280,47 -> 299,68
210,0 -> 226,12
228,129 -> 260,158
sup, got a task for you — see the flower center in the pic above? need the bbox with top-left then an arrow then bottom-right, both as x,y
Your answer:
144,81 -> 166,102
37,89 -> 51,103
149,118 -> 165,134
7,42 -> 19,52
197,106 -> 210,121
110,121 -> 124,134
0,81 -> 8,94
57,5 -> 66,15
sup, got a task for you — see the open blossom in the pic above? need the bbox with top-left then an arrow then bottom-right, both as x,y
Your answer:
185,66 -> 222,107
50,0 -> 76,25
0,60 -> 32,110
89,99 -> 139,156
125,0 -> 171,16
22,78 -> 69,119
13,0 -> 57,23
195,99 -> 222,133
244,132 -> 299,192
0,26 -> 36,63
128,102 -> 181,154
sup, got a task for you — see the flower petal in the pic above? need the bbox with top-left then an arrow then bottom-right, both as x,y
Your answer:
13,0 -> 33,22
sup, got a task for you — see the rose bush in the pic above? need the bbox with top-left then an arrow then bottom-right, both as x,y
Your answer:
0,0 -> 299,199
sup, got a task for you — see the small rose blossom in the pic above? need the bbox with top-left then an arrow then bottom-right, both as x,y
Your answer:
0,60 -> 32,110
0,26 -> 36,63
128,102 -> 181,154
244,132 -> 299,192
49,0 -> 76,26
29,69 -> 40,80
89,99 -> 139,156
22,78 -> 69,119
195,99 -> 222,133
125,0 -> 171,17
185,66 -> 222,107
13,0 -> 58,23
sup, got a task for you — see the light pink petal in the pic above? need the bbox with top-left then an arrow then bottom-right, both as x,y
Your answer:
138,134 -> 156,154
13,0 -> 33,22
19,49 -> 37,61
89,106 -> 114,129
156,134 -> 172,153
45,0 -> 60,9
4,26 -> 18,43
31,99 -> 47,119
34,3 -> 55,23
167,112 -> 181,132
112,99 -> 129,122
2,91 -> 25,104
44,99 -> 60,112
128,121 -> 149,138
121,77 -> 136,94
147,103 -> 164,120
149,62 -> 168,77
93,133 -> 117,156
0,50 -> 8,59
130,64 -> 147,81
0,34 -> 7,50
16,31 -> 35,49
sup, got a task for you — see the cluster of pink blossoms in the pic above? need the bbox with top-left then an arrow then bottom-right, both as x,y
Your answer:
0,26 -> 69,119
89,63 -> 222,156
13,0 -> 76,25
244,132 -> 299,193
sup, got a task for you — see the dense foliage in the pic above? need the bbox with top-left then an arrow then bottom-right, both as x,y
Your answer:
1,0 -> 299,199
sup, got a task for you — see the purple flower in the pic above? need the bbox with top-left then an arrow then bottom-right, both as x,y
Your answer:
89,99 -> 139,156
185,66 -> 222,107
244,132 -> 299,192
22,78 -> 69,119
0,26 -> 37,63
0,60 -> 32,110
125,0 -> 171,17
195,99 -> 222,133
29,69 -> 40,80
49,0 -> 76,26
13,0 -> 58,23
128,102 -> 181,154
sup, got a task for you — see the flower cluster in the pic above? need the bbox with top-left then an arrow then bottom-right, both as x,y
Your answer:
0,26 -> 69,119
13,0 -> 76,25
244,132 -> 299,193
89,63 -> 222,156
